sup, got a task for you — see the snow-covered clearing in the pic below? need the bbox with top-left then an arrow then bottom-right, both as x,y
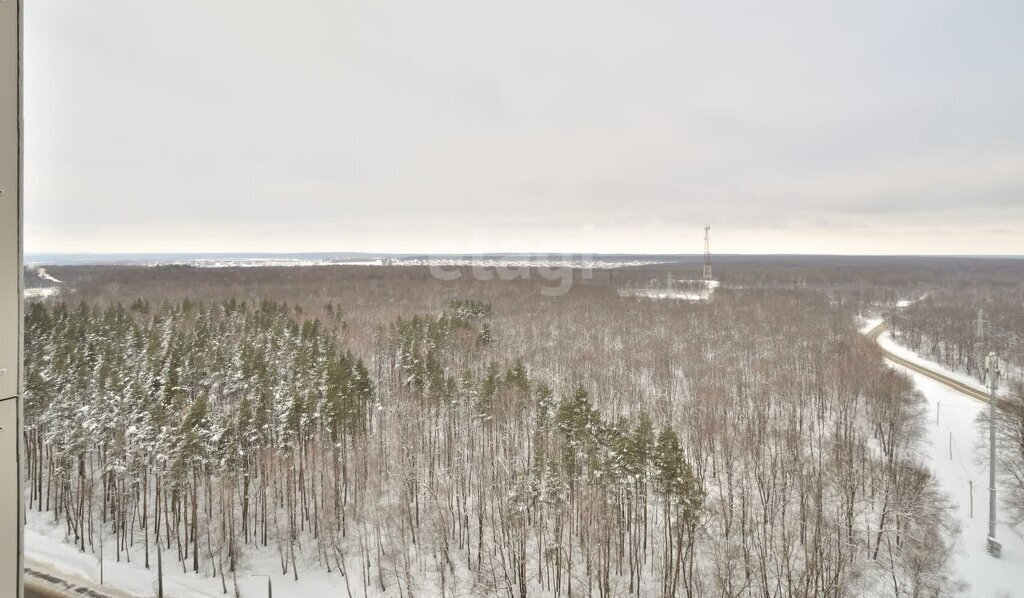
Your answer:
863,320 -> 1024,596
35,268 -> 62,284
24,266 -> 62,300
895,294 -> 928,309
619,279 -> 719,301
24,287 -> 59,300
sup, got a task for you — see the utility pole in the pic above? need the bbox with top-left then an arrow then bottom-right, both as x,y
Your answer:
0,0 -> 23,595
984,351 -> 1002,558
975,308 -> 1002,557
702,225 -> 712,281
976,308 -> 1001,557
975,308 -> 987,377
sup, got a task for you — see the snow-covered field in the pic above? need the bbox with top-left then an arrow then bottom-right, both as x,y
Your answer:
862,319 -> 1024,596
24,266 -> 63,300
163,257 -> 384,268
24,287 -> 59,300
389,257 -> 665,269
159,257 -> 665,269
35,268 -> 62,284
619,279 -> 719,301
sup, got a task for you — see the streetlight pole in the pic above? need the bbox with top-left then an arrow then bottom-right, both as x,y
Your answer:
985,351 -> 1002,558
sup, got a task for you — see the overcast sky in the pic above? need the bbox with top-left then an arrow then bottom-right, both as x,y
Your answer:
25,0 -> 1024,255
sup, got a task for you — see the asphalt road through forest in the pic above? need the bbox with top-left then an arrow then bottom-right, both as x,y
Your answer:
865,320 -> 992,403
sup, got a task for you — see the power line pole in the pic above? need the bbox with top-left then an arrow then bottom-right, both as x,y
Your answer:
984,350 -> 1002,558
975,308 -> 1002,557
976,307 -> 987,383
702,225 -> 712,281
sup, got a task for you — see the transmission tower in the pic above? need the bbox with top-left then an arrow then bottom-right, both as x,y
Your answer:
702,225 -> 713,280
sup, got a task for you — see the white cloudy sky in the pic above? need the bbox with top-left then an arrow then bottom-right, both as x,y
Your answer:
25,0 -> 1024,255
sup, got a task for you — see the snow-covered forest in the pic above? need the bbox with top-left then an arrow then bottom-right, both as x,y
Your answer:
22,263 -> 975,596
888,282 -> 1024,530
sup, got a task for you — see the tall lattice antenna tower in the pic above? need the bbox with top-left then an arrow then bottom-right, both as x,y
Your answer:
702,225 -> 712,280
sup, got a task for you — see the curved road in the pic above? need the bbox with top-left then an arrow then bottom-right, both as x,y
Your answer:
23,565 -> 120,598
865,320 -> 992,404
25,581 -> 117,598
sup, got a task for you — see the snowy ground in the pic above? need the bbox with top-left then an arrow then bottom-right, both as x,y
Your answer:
619,279 -> 719,301
25,510 -> 377,598
24,266 -> 62,300
24,287 -> 59,300
34,268 -> 62,284
862,319 -> 1024,596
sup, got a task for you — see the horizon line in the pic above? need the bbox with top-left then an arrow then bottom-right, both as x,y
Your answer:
24,251 -> 1024,259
